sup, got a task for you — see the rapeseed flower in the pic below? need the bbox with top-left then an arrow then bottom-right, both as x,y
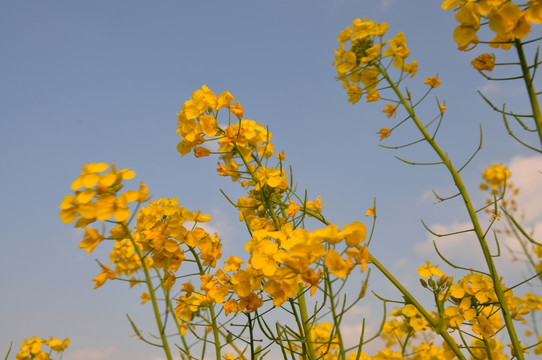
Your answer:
472,53 -> 496,71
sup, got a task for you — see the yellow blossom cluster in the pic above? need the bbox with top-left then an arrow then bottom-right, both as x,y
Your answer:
334,18 -> 447,143
333,17 -> 418,105
16,336 -> 69,360
136,197 -> 215,273
375,264 -> 530,359
59,162 -> 149,226
442,0 -> 541,50
174,86 -> 371,316
480,163 -> 511,194
173,220 -> 369,319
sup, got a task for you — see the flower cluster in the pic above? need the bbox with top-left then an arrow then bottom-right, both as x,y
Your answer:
16,336 -> 69,360
333,17 -> 418,105
333,18 -> 447,144
442,0 -> 541,50
376,263 -> 531,359
59,162 -> 148,226
175,86 -> 371,312
480,163 -> 511,194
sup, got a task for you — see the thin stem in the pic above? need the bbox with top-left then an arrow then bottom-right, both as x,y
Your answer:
296,287 -> 317,360
187,246 -> 222,360
123,223 -> 173,360
515,39 -> 542,149
377,64 -> 525,360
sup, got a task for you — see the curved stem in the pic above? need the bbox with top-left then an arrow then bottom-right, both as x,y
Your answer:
515,39 -> 542,149
377,64 -> 525,360
370,255 -> 467,360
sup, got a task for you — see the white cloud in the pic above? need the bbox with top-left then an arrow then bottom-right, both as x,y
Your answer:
479,82 -> 523,97
414,221 -> 481,264
415,155 -> 542,265
507,155 -> 542,223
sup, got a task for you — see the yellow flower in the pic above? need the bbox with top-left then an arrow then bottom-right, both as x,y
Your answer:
140,292 -> 150,304
471,53 -> 496,71
347,84 -> 363,104
95,193 -> 131,222
360,43 -> 382,63
250,239 -> 284,277
489,3 -> 531,41
444,297 -> 476,328
16,336 -> 48,359
223,299 -> 238,316
71,162 -> 109,190
92,264 -> 116,289
472,313 -> 496,340
47,337 -> 70,352
424,76 -> 441,88
310,224 -> 343,245
384,31 -> 411,68
527,0 -> 542,23
482,163 -> 511,194
417,260 -> 444,278
439,103 -> 447,112
238,291 -> 264,312
341,221 -> 367,247
366,90 -> 380,102
441,0 -> 460,10
325,249 -> 353,279
365,207 -> 375,216
453,3 -> 480,50
223,255 -> 243,272
285,200 -> 301,218
194,146 -> 211,158
79,227 -> 104,253
59,194 -> 79,224
216,91 -> 234,110
336,50 -> 358,75
231,101 -> 244,120
306,196 -> 326,213
199,114 -> 218,136
382,103 -> 397,118
402,60 -> 419,77
360,66 -> 380,91
378,128 -> 392,141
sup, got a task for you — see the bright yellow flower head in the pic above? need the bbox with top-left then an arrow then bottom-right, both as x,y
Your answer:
417,260 -> 444,278
382,103 -> 397,118
481,163 -> 511,193
424,76 -> 441,88
378,127 -> 392,141
472,53 -> 496,71
527,0 -> 542,23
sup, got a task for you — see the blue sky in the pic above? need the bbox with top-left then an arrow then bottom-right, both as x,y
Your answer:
1,1 -> 541,359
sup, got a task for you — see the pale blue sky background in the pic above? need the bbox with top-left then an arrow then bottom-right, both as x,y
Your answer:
1,1 -> 541,359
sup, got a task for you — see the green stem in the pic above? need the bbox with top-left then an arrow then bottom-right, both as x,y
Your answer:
324,270 -> 346,359
296,286 -> 317,360
123,223 -> 173,360
515,39 -> 542,149
187,246 -> 222,360
377,64 -> 525,360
